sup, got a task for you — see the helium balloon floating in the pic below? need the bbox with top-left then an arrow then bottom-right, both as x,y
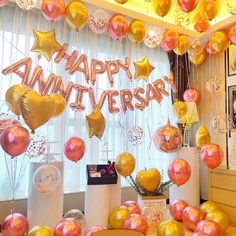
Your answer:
127,126 -> 144,146
115,0 -> 128,3
50,93 -> 66,117
153,0 -> 172,17
209,31 -> 229,53
173,35 -> 190,55
188,39 -> 205,57
183,88 -> 201,102
195,125 -> 211,149
178,0 -> 199,12
212,113 -> 233,134
199,0 -> 220,20
189,50 -> 206,66
172,101 -> 188,119
193,13 -> 209,33
115,152 -> 135,177
170,199 -> 189,221
88,9 -> 108,34
161,30 -> 179,52
27,225 -> 53,236
205,42 -> 218,55
228,25 -> 236,44
16,0 -> 37,10
128,20 -> 146,43
144,26 -> 162,48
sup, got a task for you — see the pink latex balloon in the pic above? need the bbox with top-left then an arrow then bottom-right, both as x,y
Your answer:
0,0 -> 9,7
0,119 -> 20,134
54,218 -> 81,236
183,88 -> 201,102
108,14 -> 128,40
123,214 -> 148,234
161,30 -> 179,51
64,137 -> 86,162
200,144 -> 224,169
124,201 -> 141,214
41,0 -> 65,22
195,220 -> 224,236
206,42 -> 218,55
86,226 -> 107,236
0,125 -> 31,157
2,213 -> 28,236
168,159 -> 191,186
170,199 -> 189,221
182,206 -> 205,231
178,0 -> 199,12
228,25 -> 236,44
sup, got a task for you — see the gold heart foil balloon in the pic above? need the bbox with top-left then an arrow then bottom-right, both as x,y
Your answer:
195,124 -> 211,149
49,93 -> 66,117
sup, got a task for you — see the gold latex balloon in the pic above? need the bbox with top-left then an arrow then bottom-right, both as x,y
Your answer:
108,206 -> 130,229
65,0 -> 88,30
209,31 -> 230,53
49,94 -> 66,117
5,84 -> 30,116
115,152 -> 135,177
86,107 -> 106,139
31,29 -> 63,61
195,124 -> 211,149
157,219 -> 185,236
115,0 -> 128,3
189,50 -> 206,66
200,201 -> 221,215
27,225 -> 53,236
172,101 -> 188,119
199,0 -> 220,21
206,210 -> 229,232
128,20 -> 146,43
153,0 -> 172,17
20,90 -> 56,133
133,57 -> 155,82
173,35 -> 190,55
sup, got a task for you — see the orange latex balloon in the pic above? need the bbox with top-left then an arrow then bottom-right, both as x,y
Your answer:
189,50 -> 206,66
209,31 -> 229,53
115,0 -> 128,3
161,30 -> 179,52
65,0 -> 88,30
205,42 -> 217,55
153,0 -> 172,17
228,25 -> 236,44
199,0 -> 220,21
173,35 -> 189,55
193,13 -> 209,33
128,20 -> 146,43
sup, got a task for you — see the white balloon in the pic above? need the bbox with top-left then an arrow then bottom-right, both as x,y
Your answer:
144,26 -> 163,48
127,126 -> 144,146
88,9 -> 108,34
16,0 -> 37,10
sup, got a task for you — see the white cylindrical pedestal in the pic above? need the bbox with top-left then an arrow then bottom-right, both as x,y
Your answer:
27,161 -> 64,230
169,147 -> 200,206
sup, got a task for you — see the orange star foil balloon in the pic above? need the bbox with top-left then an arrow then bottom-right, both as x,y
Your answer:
133,57 -> 155,82
86,107 -> 106,139
31,29 -> 63,61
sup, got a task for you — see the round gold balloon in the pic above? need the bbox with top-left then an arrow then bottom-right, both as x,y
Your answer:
50,94 -> 66,117
209,31 -> 230,53
199,0 -> 220,21
189,50 -> 206,66
206,210 -> 229,232
128,20 -> 146,43
20,90 -> 56,133
200,201 -> 221,215
157,220 -> 185,236
65,0 -> 88,30
173,35 -> 190,55
27,225 -> 53,236
172,101 -> 188,119
108,206 -> 130,229
195,124 -> 211,149
115,152 -> 135,177
5,84 -> 30,116
153,0 -> 172,17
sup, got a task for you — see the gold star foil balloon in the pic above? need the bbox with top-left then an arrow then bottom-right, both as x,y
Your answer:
31,29 -> 63,61
195,124 -> 211,149
133,57 -> 155,82
86,107 -> 106,139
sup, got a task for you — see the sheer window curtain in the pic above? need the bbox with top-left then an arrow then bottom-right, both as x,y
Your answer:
0,3 -> 172,201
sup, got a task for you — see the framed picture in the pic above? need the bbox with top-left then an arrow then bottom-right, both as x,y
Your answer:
228,85 -> 236,127
227,44 -> 236,77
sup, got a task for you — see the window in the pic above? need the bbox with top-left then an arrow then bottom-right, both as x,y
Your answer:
0,4 -> 172,201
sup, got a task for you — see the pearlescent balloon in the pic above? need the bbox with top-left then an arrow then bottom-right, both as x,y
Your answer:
33,164 -> 61,193
88,9 -> 108,34
170,199 -> 189,221
16,0 -> 37,10
212,113 -> 233,134
144,26 -> 162,48
127,126 -> 144,146
195,220 -> 224,236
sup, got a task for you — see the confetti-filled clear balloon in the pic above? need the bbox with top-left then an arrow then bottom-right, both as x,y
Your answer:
173,8 -> 191,28
144,26 -> 163,48
26,135 -> 46,159
212,113 -> 234,134
88,9 -> 108,34
33,164 -> 61,194
206,76 -> 224,95
127,126 -> 144,146
188,39 -> 205,57
226,0 -> 236,15
16,0 -> 37,10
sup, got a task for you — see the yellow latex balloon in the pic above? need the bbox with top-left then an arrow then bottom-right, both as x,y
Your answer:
27,225 -> 53,236
128,20 -> 146,43
153,0 -> 172,17
115,152 -> 135,177
136,168 -> 161,193
209,31 -> 230,53
157,220 -> 185,236
31,29 -> 63,61
173,35 -> 190,55
20,90 -> 56,133
200,201 -> 221,215
189,50 -> 206,66
65,0 -> 88,30
108,206 -> 130,229
50,94 -> 66,117
133,57 -> 155,82
115,0 -> 128,3
195,124 -> 211,149
172,101 -> 188,119
86,107 -> 106,139
5,84 -> 30,116
206,210 -> 229,232
199,0 -> 220,21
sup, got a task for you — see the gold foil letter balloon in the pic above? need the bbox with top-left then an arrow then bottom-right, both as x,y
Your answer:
153,0 -> 172,17
115,152 -> 135,177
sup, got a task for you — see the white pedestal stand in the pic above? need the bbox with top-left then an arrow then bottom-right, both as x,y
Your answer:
169,147 -> 200,206
27,161 -> 64,230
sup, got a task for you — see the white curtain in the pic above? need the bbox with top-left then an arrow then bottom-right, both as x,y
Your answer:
0,3 -> 172,201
